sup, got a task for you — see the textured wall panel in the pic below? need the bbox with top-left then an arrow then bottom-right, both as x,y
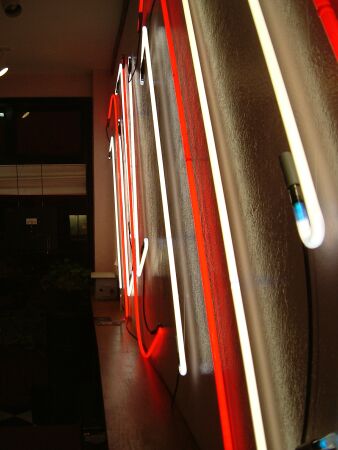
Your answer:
188,0 -> 309,449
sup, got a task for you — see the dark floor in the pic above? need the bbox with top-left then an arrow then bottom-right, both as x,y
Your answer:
0,255 -> 107,450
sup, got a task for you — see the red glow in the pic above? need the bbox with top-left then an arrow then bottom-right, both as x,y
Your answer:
107,93 -> 114,122
160,1 -> 234,448
121,64 -> 161,358
313,0 -> 338,60
113,94 -> 129,318
137,0 -> 144,32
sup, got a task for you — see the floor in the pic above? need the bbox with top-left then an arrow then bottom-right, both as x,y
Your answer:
92,297 -> 199,450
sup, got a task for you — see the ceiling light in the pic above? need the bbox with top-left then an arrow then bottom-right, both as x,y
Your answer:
0,48 -> 9,77
21,111 -> 30,119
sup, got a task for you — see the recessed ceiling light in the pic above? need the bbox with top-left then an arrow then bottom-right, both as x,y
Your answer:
0,67 -> 8,77
0,112 -> 5,118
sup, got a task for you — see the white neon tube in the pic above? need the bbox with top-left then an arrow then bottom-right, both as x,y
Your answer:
246,0 -> 325,249
140,26 -> 187,376
115,63 -> 123,95
181,1 -> 267,448
128,56 -> 149,277
119,133 -> 134,297
110,136 -> 123,289
116,63 -> 135,297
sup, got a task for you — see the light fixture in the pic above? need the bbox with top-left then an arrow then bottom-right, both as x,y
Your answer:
110,136 -> 123,290
127,56 -> 149,278
181,0 -> 267,448
0,48 -> 9,77
140,26 -> 187,377
246,0 -> 325,249
21,111 -> 30,119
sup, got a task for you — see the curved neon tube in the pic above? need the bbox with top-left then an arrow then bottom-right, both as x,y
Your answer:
182,1 -> 267,448
110,136 -> 123,289
247,0 -> 325,249
127,56 -> 149,278
140,26 -> 187,376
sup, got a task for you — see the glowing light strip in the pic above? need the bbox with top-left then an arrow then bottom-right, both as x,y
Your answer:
116,64 -> 134,297
247,0 -> 325,249
115,63 -> 123,94
140,26 -> 187,376
119,132 -> 134,297
182,1 -> 267,447
159,1 -> 233,447
114,95 -> 129,316
110,136 -> 123,289
123,60 -> 162,358
128,57 -> 149,277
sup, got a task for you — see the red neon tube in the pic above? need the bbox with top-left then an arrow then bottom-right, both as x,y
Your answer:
313,0 -> 338,60
113,94 -> 130,318
121,64 -> 161,358
160,1 -> 234,448
137,0 -> 144,31
107,93 -> 114,123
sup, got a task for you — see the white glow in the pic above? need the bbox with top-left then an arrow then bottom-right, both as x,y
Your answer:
21,111 -> 30,119
0,67 -> 8,77
0,112 -> 4,118
246,0 -> 325,249
119,133 -> 133,297
140,26 -> 187,376
110,136 -> 123,289
182,0 -> 267,448
115,63 -> 123,94
128,56 -> 149,277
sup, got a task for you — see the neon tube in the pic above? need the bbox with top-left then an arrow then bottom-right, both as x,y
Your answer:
127,57 -> 149,278
122,60 -> 162,358
117,64 -> 134,297
159,1 -> 233,447
110,136 -> 123,289
113,95 -> 130,316
181,1 -> 267,448
313,0 -> 338,61
119,133 -> 134,297
140,26 -> 187,376
247,0 -> 325,249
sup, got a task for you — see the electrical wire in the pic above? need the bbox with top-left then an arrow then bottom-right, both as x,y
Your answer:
142,264 -> 162,335
300,246 -> 314,445
171,371 -> 180,408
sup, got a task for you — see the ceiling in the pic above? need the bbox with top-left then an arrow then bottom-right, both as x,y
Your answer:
0,0 -> 126,74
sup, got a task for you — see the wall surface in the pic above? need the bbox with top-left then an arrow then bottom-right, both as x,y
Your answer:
92,70 -> 115,272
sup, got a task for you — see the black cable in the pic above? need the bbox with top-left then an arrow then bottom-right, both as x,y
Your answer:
300,246 -> 314,445
105,126 -> 111,144
142,263 -> 162,335
128,0 -> 158,84
125,319 -> 137,340
147,0 -> 158,28
171,372 -> 180,408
